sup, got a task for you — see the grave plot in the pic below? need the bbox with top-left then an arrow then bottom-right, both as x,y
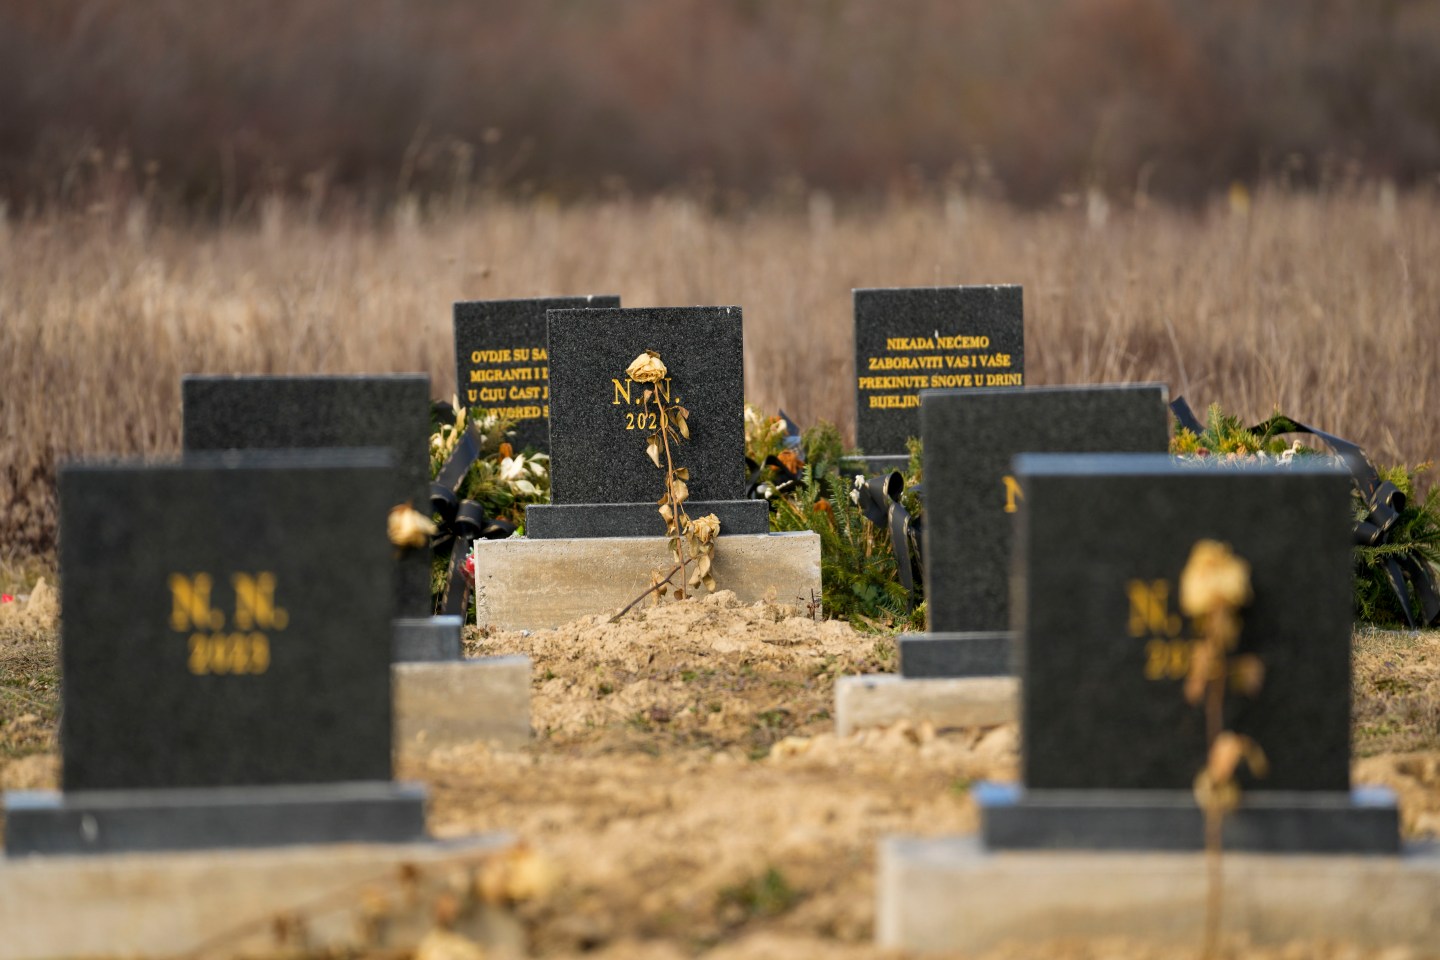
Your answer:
4,554 -> 1438,956
853,285 -> 1023,471
879,453 -> 1439,954
836,384 -> 1169,734
475,306 -> 821,629
453,295 -> 620,454
0,451 -> 522,958
5,449 -> 425,854
182,374 -> 531,751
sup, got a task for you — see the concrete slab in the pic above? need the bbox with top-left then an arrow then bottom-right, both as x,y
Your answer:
393,615 -> 463,662
834,674 -> 1017,735
393,655 -> 531,751
0,833 -> 521,960
878,834 -> 1440,953
473,531 -> 821,630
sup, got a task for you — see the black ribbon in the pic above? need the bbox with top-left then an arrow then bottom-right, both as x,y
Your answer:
1173,397 -> 1440,628
429,421 -> 516,616
852,471 -> 924,611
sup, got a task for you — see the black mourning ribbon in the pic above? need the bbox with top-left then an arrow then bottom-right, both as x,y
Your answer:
1173,397 -> 1440,629
853,470 -> 924,612
429,420 -> 517,616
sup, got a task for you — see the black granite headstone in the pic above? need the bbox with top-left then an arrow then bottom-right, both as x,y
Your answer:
525,306 -> 769,538
453,295 -> 621,453
899,384 -> 1169,677
3,450 -> 426,855
853,286 -> 1023,468
976,453 -> 1399,853
182,375 -> 431,619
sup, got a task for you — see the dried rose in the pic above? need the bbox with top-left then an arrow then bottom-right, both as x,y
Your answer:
387,504 -> 437,549
1179,539 -> 1252,616
688,513 -> 721,545
625,350 -> 668,384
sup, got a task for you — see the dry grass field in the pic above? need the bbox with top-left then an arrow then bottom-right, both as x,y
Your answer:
3,187 -> 1439,561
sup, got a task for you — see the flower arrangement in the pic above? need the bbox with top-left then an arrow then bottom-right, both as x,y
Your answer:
1171,402 -> 1440,627
745,408 -> 923,630
428,398 -> 551,530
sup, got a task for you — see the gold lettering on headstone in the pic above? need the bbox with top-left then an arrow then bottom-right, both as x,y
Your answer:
232,572 -> 288,630
859,334 -> 1020,410
1002,475 -> 1024,514
172,571 -> 285,675
1127,578 -> 1247,687
612,377 -> 676,428
169,574 -> 225,631
1127,579 -> 1181,639
464,344 -> 549,426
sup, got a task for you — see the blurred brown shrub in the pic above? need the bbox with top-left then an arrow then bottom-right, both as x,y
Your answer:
3,0 -> 1440,211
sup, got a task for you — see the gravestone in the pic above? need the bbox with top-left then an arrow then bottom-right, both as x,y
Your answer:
525,306 -> 769,538
976,453 -> 1398,853
453,295 -> 621,452
900,384 -> 1169,677
853,286 -> 1023,469
182,375 -> 441,655
3,450 -> 426,855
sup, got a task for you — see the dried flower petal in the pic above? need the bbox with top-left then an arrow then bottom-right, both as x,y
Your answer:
688,513 -> 721,544
387,504 -> 437,548
626,350 -> 668,384
1179,540 -> 1252,616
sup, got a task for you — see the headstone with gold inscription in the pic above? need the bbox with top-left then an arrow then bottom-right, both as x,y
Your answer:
181,374 -> 454,660
976,452 -> 1398,852
524,305 -> 769,538
3,450 -> 427,856
900,384 -> 1169,678
453,295 -> 620,453
853,285 -> 1023,469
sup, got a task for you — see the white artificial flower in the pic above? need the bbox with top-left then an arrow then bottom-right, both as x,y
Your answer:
498,455 -> 527,483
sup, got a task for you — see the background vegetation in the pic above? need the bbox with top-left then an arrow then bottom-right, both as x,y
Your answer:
3,185 -> 1438,561
5,1 -> 1440,212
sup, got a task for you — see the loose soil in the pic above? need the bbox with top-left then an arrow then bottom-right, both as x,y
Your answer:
2,588 -> 1438,958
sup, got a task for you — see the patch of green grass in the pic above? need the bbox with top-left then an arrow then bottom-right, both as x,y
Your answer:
717,867 -> 800,922
755,709 -> 789,729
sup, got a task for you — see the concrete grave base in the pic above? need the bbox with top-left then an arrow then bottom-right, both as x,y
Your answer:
878,834 -> 1440,954
392,614 -> 463,662
0,833 -> 520,960
393,655 -> 532,751
834,674 -> 1017,735
5,782 -> 427,856
898,631 -> 1011,677
473,531 -> 821,630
